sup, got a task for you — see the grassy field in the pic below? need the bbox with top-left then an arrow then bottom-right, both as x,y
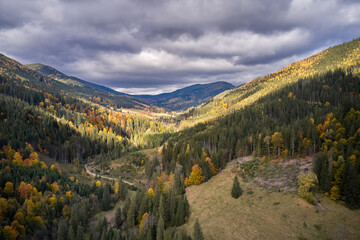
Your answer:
185,165 -> 360,240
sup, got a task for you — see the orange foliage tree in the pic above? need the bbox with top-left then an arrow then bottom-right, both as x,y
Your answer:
185,165 -> 205,186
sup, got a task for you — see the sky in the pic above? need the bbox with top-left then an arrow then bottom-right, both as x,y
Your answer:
1,0 -> 360,95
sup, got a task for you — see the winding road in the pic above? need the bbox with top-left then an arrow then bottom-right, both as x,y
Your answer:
84,162 -> 134,186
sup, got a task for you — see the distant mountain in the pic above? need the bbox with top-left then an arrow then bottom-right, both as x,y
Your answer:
26,63 -> 121,95
136,82 -> 235,111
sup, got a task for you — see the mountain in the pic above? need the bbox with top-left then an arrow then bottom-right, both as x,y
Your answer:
27,63 -> 235,112
181,38 -> 360,126
26,63 -> 121,95
136,81 -> 235,111
0,53 -> 153,110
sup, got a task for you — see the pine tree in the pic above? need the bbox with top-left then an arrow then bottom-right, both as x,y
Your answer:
115,207 -> 122,228
101,186 -> 110,211
193,218 -> 204,240
57,219 -> 69,240
175,197 -> 184,226
156,216 -> 165,240
231,176 -> 242,199
344,164 -> 360,209
126,202 -> 135,229
76,225 -> 84,239
68,225 -> 76,240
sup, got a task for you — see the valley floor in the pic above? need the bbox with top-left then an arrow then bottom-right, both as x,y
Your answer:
185,162 -> 360,240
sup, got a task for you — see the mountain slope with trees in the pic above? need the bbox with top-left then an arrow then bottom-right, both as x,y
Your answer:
26,63 -> 122,95
181,38 -> 360,127
0,54 -> 151,110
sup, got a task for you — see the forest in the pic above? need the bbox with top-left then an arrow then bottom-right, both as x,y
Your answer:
0,39 -> 360,239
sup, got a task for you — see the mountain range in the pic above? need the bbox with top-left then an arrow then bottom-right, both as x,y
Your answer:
26,63 -> 235,111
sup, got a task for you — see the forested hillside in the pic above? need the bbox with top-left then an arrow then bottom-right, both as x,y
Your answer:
182,38 -> 360,127
26,63 -> 121,95
0,54 -> 171,164
0,54 -> 152,110
164,68 -> 360,208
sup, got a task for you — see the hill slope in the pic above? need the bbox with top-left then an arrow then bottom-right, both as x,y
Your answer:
182,38 -> 360,126
0,55 -> 150,110
185,164 -> 360,240
136,81 -> 235,111
26,63 -> 121,95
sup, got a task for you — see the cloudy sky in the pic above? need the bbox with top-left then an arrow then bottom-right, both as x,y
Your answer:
1,0 -> 360,95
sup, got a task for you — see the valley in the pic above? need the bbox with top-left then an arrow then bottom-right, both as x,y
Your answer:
0,37 -> 360,240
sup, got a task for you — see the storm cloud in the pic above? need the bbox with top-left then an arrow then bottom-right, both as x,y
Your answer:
1,0 -> 360,94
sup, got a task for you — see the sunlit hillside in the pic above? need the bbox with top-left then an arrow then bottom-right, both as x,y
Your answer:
181,38 -> 360,128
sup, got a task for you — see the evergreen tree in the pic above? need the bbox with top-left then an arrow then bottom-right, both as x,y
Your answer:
57,219 -> 69,240
231,175 -> 242,199
102,186 -> 111,211
76,225 -> 84,240
193,218 -> 204,240
126,202 -> 135,229
175,197 -> 184,226
344,164 -> 360,209
115,207 -> 123,229
156,216 -> 165,240
68,225 -> 76,240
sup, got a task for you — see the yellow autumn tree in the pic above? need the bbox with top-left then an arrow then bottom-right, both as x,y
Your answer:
96,180 -> 101,188
62,205 -> 71,219
330,185 -> 341,201
18,182 -> 33,200
52,182 -> 59,194
11,220 -> 25,236
12,152 -> 23,166
185,165 -> 205,186
114,181 -> 119,195
14,211 -> 25,225
148,188 -> 154,197
3,225 -> 18,240
4,182 -> 14,197
297,173 -> 318,204
271,132 -> 283,157
29,152 -> 39,165
139,212 -> 149,232
205,157 -> 217,175
66,191 -> 73,198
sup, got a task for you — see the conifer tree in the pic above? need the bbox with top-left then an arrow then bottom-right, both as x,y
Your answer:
57,219 -> 69,240
344,164 -> 360,209
115,207 -> 122,229
101,186 -> 110,211
231,175 -> 242,199
175,197 -> 184,226
193,218 -> 204,240
156,216 -> 165,240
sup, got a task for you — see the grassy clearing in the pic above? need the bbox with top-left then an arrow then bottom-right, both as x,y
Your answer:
185,165 -> 360,240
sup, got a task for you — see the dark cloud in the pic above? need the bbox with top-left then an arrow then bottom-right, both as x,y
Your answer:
0,0 -> 360,94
